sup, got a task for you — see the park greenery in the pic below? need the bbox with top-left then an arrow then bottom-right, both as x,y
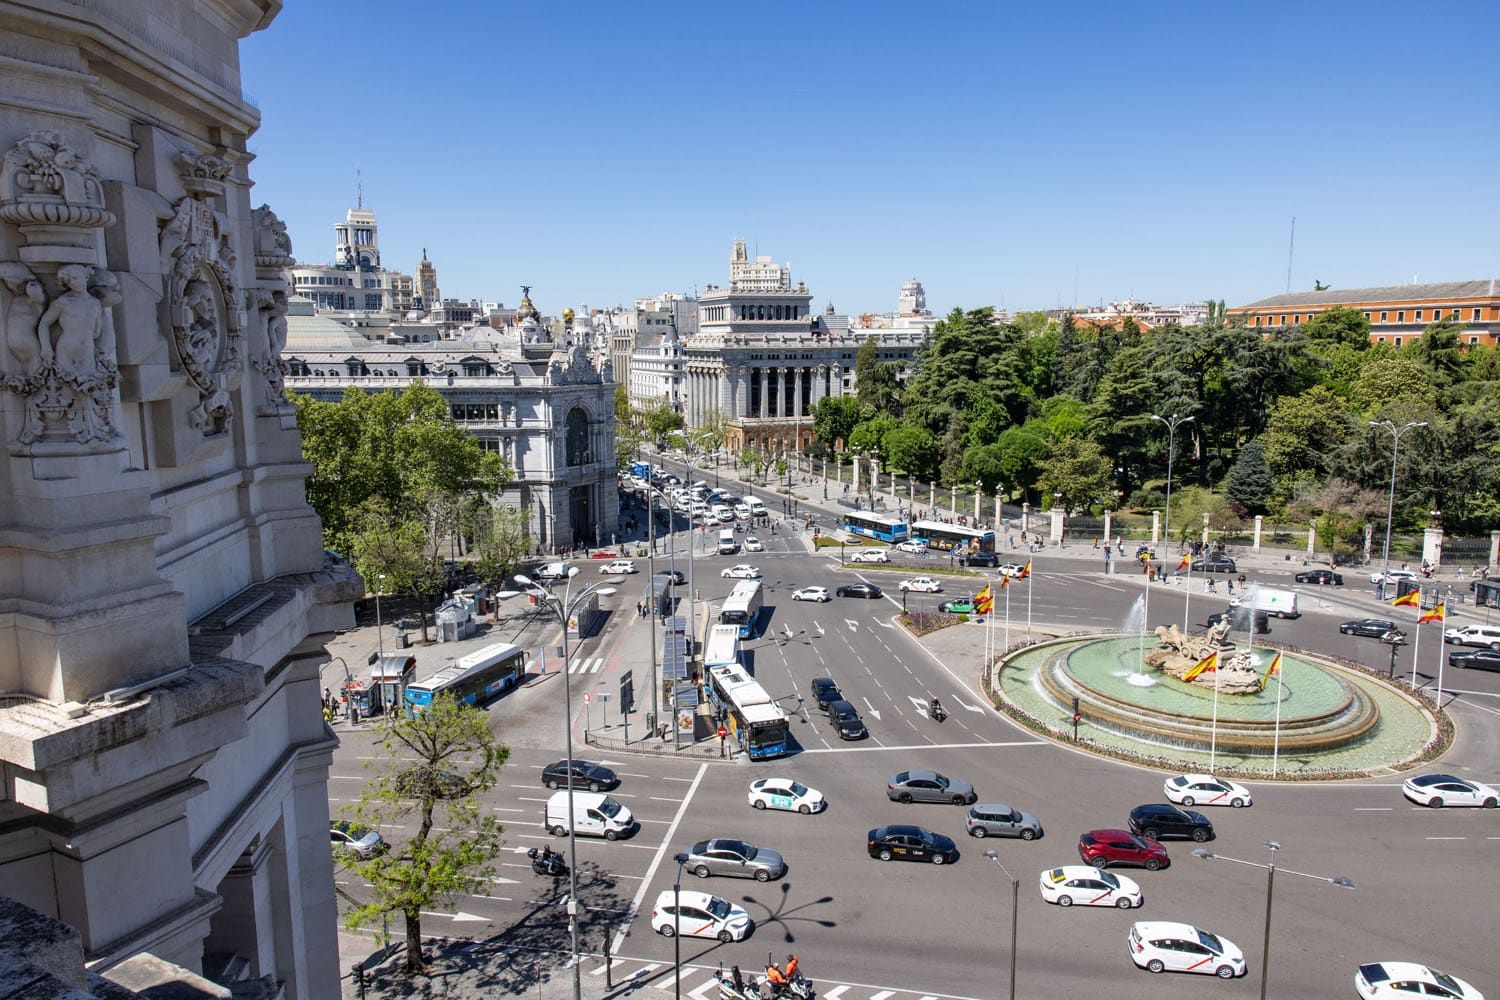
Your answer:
337,694 -> 509,974
808,306 -> 1500,547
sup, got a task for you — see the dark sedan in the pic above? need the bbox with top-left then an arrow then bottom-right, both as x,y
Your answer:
1206,608 -> 1270,634
1077,829 -> 1169,871
655,569 -> 686,586
540,759 -> 619,792
827,700 -> 867,740
1127,803 -> 1214,842
867,824 -> 958,864
1450,649 -> 1500,672
1191,558 -> 1237,574
836,583 -> 883,599
1340,618 -> 1398,638
810,677 -> 842,713
1295,569 -> 1344,585
961,551 -> 1000,568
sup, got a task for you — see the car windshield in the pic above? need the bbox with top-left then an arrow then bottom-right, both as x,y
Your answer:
1099,871 -> 1120,888
789,781 -> 808,796
1197,930 -> 1222,953
1128,835 -> 1152,849
597,798 -> 622,818
1431,970 -> 1462,993
706,897 -> 731,920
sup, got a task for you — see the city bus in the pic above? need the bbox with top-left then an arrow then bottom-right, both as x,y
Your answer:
706,661 -> 790,759
718,579 -> 764,638
909,519 -> 997,554
841,510 -> 911,544
404,641 -> 527,713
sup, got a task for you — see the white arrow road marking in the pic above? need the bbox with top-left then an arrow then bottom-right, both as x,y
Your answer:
907,695 -> 930,714
956,696 -> 984,713
876,618 -> 893,628
845,619 -> 858,631
815,623 -> 825,636
862,697 -> 881,721
686,977 -> 720,1000
420,910 -> 488,922
821,988 -> 850,1000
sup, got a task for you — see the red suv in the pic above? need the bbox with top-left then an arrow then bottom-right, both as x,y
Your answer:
1078,828 -> 1170,871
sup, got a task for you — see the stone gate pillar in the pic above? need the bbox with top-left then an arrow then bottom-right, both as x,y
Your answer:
1202,512 -> 1211,548
1423,523 -> 1444,569
1049,506 -> 1064,544
1151,510 -> 1160,546
1252,514 -> 1264,553
1103,509 -> 1113,545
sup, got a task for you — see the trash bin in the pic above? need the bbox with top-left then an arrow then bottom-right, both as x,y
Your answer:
397,633 -> 410,649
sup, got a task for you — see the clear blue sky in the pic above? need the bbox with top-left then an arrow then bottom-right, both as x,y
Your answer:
242,1 -> 1499,316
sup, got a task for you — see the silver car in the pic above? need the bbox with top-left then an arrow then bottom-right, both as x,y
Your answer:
965,803 -> 1042,840
887,769 -> 977,805
330,821 -> 386,860
684,838 -> 787,882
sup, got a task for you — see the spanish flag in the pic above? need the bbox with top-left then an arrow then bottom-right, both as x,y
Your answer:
1183,652 -> 1217,681
1260,652 -> 1282,692
1020,560 -> 1032,580
1419,603 -> 1446,624
1176,554 -> 1191,572
975,585 -> 993,614
1390,590 -> 1420,608
998,574 -> 1010,591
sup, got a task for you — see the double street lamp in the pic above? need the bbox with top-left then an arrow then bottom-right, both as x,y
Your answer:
1192,842 -> 1355,1000
1370,420 -> 1428,598
1152,413 -> 1195,567
671,851 -> 690,1000
513,568 -> 617,1000
983,850 -> 1019,1000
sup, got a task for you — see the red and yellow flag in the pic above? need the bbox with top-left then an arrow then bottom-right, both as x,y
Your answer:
975,585 -> 993,614
1419,603 -> 1446,624
1020,560 -> 1032,580
1390,590 -> 1420,608
998,574 -> 1010,591
1260,652 -> 1283,692
1183,652 -> 1218,681
1176,554 -> 1191,572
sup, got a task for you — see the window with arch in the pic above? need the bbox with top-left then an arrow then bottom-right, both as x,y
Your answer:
565,406 -> 590,466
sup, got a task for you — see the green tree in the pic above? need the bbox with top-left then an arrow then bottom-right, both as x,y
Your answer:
1303,306 -> 1371,349
847,415 -> 900,455
1260,386 -> 1355,482
1351,357 -> 1435,413
992,425 -> 1051,500
811,396 -> 862,450
855,336 -> 902,414
339,695 -> 508,974
470,504 -> 532,596
958,442 -> 1006,494
880,424 -> 939,481
643,401 -> 684,446
1035,437 -> 1112,513
690,408 -> 728,458
1222,438 -> 1273,514
613,385 -> 631,422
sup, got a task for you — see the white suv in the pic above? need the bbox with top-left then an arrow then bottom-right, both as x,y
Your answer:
899,576 -> 942,593
850,549 -> 890,564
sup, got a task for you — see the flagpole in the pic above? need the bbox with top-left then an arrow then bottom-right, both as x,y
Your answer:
1182,557 -> 1192,630
1409,608 -> 1423,692
1025,565 -> 1033,638
1435,616 -> 1447,707
1209,664 -> 1221,775
1003,580 -> 1011,651
1138,564 -> 1151,678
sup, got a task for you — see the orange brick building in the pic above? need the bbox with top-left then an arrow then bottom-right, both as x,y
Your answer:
1228,279 -> 1500,348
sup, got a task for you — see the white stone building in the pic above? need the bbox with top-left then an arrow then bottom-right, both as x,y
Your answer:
287,206 -> 414,314
0,3 -> 358,999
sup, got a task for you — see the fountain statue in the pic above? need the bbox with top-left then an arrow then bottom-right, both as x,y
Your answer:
1144,621 -> 1263,694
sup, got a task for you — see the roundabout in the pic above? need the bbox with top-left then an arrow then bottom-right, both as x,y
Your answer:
995,632 -> 1442,777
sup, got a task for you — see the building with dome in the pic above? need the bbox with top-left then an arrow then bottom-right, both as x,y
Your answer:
284,289 -> 619,551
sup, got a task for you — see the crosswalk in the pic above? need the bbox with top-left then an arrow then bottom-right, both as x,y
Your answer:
587,957 -> 979,1000
568,655 -> 607,675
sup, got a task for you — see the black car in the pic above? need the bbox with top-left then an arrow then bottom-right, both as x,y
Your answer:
655,569 -> 686,585
810,677 -> 842,713
1191,558 -> 1237,574
540,759 -> 619,792
1295,569 -> 1344,585
1127,803 -> 1215,843
1206,608 -> 1270,634
836,583 -> 883,599
1340,618 -> 1398,639
961,551 -> 1000,568
1450,649 -> 1500,672
867,824 -> 958,864
827,699 -> 867,740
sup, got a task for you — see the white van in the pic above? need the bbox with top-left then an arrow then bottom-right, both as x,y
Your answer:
545,790 -> 635,840
1231,587 -> 1299,618
748,499 -> 768,518
718,529 -> 739,555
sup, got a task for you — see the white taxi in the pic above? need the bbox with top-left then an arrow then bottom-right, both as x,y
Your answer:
791,586 -> 831,603
1163,774 -> 1253,808
1039,866 -> 1142,909
599,559 -> 637,575
747,777 -> 826,815
721,564 -> 763,579
745,536 -> 764,552
899,576 -> 943,593
1128,921 -> 1245,979
895,539 -> 928,554
1356,962 -> 1485,1000
849,549 -> 890,563
650,889 -> 751,942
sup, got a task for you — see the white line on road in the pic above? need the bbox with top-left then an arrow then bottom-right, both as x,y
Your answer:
821,988 -> 850,1000
611,762 -> 708,955
1426,836 -> 1467,840
802,739 -> 1046,754
1354,807 -> 1393,811
328,775 -> 363,780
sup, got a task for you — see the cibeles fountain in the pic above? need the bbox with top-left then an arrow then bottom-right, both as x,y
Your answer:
994,593 -> 1438,777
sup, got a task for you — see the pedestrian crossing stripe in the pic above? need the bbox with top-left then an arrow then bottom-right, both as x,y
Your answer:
582,959 -> 982,1000
568,656 -> 605,674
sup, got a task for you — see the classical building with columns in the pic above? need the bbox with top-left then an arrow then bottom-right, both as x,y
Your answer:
674,241 -> 926,453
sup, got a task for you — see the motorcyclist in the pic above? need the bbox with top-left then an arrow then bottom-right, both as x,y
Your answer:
930,697 -> 944,720
765,962 -> 788,991
785,954 -> 800,981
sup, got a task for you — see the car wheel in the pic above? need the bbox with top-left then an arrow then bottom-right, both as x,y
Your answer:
694,864 -> 711,878
658,924 -> 675,938
970,826 -> 987,838
1146,959 -> 1165,974
1484,797 -> 1498,809
798,804 -> 811,814
545,778 -> 558,790
1143,828 -> 1159,841
1020,829 -> 1037,841
604,829 -> 618,841
1191,828 -> 1210,843
1430,797 -> 1444,808
931,853 -> 946,865
718,930 -> 734,943
899,793 -> 912,804
551,825 -> 568,837
1056,894 -> 1072,907
878,849 -> 892,861
1144,858 -> 1162,871
753,799 -> 767,810
589,782 -> 601,793
755,869 -> 771,882
1231,797 -> 1246,808
1116,897 -> 1134,910
952,795 -> 967,806
1180,796 -> 1195,807
1092,856 -> 1108,869
1216,966 -> 1236,980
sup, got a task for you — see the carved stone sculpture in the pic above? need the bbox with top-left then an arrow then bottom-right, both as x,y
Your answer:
1,262 -> 46,375
1143,620 -> 1262,694
0,129 -> 114,233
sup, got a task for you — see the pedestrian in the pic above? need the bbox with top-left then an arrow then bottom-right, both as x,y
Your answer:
1227,578 -> 1235,596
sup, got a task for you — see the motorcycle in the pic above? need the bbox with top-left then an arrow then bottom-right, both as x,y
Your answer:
785,971 -> 815,999
928,699 -> 946,723
715,964 -> 757,1000
526,846 -> 567,877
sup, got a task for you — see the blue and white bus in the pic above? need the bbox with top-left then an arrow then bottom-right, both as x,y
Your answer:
910,519 -> 997,554
404,641 -> 527,713
718,579 -> 764,639
706,660 -> 789,759
842,510 -> 910,544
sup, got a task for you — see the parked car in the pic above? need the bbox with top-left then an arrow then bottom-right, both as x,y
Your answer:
1402,773 -> 1499,808
1357,963 -> 1485,1000
599,559 -> 637,575
744,536 -> 764,552
965,803 -> 1042,839
1163,774 -> 1252,808
809,677 -> 842,713
540,759 -> 619,792
887,769 -> 976,805
850,548 -> 891,563
721,564 -> 762,579
827,700 -> 867,740
836,583 -> 883,599
330,821 -> 386,860
683,838 -> 787,882
1128,921 -> 1245,979
1340,618 -> 1398,638
1191,557 -> 1237,574
895,540 -> 928,554
650,889 -> 751,942
792,586 -> 831,603
1206,607 -> 1270,634
938,597 -> 976,614
1040,866 -> 1141,909
1295,569 -> 1344,585
866,824 -> 958,864
1444,624 -> 1500,650
1127,803 -> 1215,842
747,777 -> 825,814
899,576 -> 942,593
1449,648 -> 1500,672
1078,829 -> 1169,871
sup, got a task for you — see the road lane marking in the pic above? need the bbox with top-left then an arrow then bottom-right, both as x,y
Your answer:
870,992 -> 895,1000
821,988 -> 849,1000
802,739 -> 1046,754
329,775 -> 363,780
1426,836 -> 1467,840
1354,807 -> 1393,811
611,763 -> 709,955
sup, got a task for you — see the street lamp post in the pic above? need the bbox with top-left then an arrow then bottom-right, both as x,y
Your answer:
513,568 -> 618,1000
672,851 -> 689,1000
1152,413 -> 1195,571
1192,842 -> 1355,1000
983,850 -> 1019,1000
375,573 -> 386,659
1370,420 -> 1428,598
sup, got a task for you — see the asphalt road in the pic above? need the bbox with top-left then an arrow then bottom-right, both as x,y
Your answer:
330,521 -> 1500,999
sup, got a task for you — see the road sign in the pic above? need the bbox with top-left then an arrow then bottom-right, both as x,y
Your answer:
717,725 -> 727,740
584,692 -> 590,705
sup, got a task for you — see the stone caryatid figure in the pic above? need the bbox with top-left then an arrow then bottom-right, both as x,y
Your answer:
37,264 -> 104,379
1,261 -> 46,376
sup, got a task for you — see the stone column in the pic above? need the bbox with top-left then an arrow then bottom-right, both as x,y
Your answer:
1252,514 -> 1264,553
1306,522 -> 1317,558
1151,510 -> 1161,546
852,454 -> 861,494
871,459 -> 881,507
929,482 -> 936,513
793,366 -> 803,420
1489,530 -> 1499,572
974,486 -> 982,522
777,368 -> 789,418
1022,502 -> 1031,534
760,367 -> 769,419
1364,523 -> 1374,564
994,489 -> 1002,529
1050,506 -> 1065,544
1202,512 -> 1211,548
1423,524 -> 1444,569
1103,509 -> 1113,545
